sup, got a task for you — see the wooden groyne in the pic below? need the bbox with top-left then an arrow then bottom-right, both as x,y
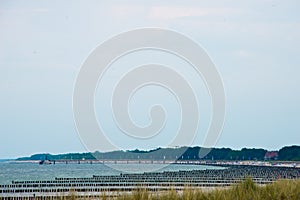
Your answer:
0,165 -> 299,198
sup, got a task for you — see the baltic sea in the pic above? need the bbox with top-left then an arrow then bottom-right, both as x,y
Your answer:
0,162 -> 224,184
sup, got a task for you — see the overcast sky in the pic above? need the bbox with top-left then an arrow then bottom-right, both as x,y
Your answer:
1,0 -> 300,158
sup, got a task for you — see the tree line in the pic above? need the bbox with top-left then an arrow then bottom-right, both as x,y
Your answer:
17,145 -> 300,161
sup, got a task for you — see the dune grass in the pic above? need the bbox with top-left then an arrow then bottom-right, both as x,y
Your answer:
54,178 -> 300,200
114,178 -> 300,200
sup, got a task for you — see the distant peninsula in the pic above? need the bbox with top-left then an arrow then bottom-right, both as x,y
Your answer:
16,145 -> 300,161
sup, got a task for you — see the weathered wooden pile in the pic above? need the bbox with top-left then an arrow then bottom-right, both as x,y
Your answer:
1,165 -> 299,198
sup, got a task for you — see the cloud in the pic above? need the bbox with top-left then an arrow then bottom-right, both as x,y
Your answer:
0,7 -> 49,14
233,49 -> 254,59
148,6 -> 238,20
108,5 -> 146,18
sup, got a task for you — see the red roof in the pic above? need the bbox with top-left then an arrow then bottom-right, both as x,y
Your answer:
264,151 -> 278,158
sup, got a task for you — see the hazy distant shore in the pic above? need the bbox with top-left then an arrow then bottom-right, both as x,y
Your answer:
8,159 -> 300,169
15,145 -> 300,163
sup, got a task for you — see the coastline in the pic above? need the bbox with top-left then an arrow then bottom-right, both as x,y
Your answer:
1,164 -> 299,198
8,159 -> 300,168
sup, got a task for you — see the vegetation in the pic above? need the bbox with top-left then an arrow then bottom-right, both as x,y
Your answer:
55,178 -> 300,200
278,146 -> 300,161
17,145 -> 300,161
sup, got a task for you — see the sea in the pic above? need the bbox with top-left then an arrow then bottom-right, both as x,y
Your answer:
0,162 -> 224,185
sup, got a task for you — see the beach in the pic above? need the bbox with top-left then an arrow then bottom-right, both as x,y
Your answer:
0,162 -> 299,198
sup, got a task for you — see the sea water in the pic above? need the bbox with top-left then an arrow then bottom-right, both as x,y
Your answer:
0,162 -> 224,184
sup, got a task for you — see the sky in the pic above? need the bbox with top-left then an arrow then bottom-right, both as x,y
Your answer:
0,0 -> 299,159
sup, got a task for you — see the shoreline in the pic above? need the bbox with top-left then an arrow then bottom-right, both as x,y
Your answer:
7,159 -> 300,168
1,164 -> 299,198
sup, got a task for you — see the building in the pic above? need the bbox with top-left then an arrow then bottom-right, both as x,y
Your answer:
264,151 -> 278,160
